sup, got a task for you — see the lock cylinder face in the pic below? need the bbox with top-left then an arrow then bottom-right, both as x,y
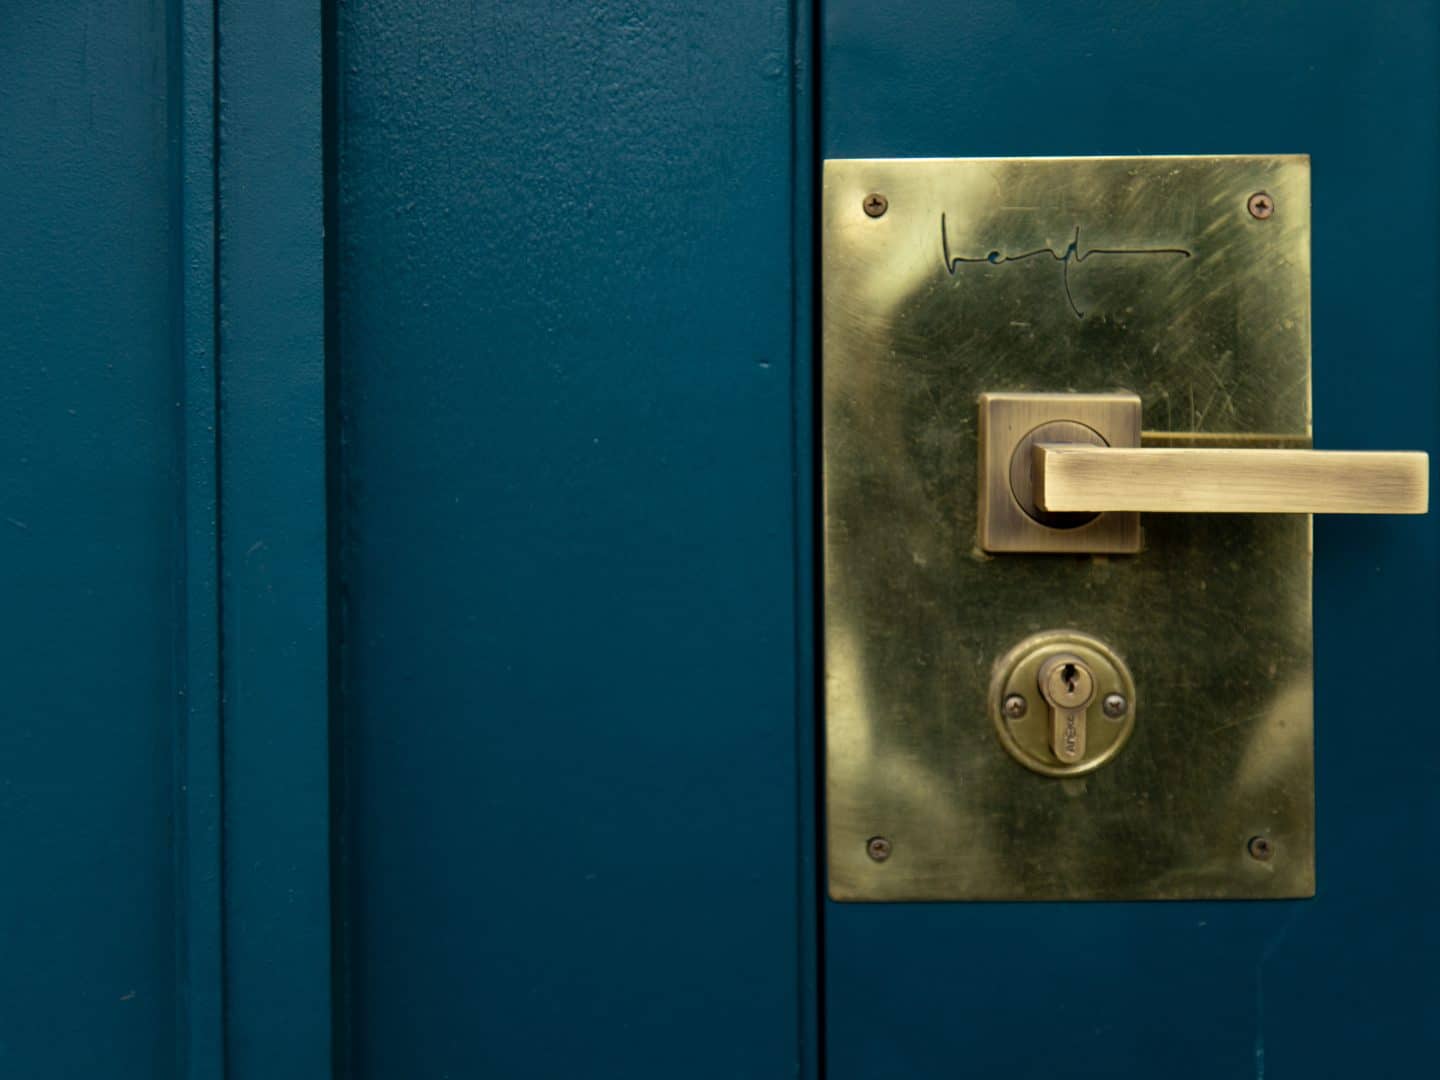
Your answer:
992,631 -> 1135,777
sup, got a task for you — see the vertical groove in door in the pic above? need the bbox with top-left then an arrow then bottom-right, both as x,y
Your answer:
170,0 -> 225,1073
320,1 -> 351,1076
800,2 -> 826,1078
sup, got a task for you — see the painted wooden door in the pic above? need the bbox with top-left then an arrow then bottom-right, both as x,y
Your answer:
819,4 -> 1440,1077
1,3 -> 1434,1078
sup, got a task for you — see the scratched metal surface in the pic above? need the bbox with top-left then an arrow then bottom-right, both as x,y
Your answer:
824,156 -> 1314,900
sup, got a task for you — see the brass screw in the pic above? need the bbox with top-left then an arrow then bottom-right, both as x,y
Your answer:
1003,693 -> 1028,719
1247,192 -> 1274,220
862,192 -> 889,218
866,836 -> 892,862
1102,692 -> 1128,719
1248,835 -> 1275,861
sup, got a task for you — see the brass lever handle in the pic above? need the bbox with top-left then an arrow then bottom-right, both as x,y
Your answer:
1034,446 -> 1430,515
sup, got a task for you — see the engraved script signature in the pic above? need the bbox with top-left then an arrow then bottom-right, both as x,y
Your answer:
940,213 -> 1192,319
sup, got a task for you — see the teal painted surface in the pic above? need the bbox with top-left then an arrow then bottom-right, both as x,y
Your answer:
822,2 -> 1440,1077
0,2 -> 182,1073
7,2 -> 1434,1075
328,2 -> 816,1076
218,1 -> 332,1076
2,3 -> 329,1075
171,0 -> 224,1073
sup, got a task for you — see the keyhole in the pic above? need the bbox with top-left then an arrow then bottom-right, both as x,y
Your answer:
1061,662 -> 1078,694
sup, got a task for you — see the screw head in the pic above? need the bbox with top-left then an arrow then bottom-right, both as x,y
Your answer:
1247,835 -> 1275,862
1247,192 -> 1274,220
1102,692 -> 1128,719
1003,693 -> 1028,719
862,192 -> 889,218
866,836 -> 892,862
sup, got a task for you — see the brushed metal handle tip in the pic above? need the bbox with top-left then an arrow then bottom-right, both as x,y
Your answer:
1034,446 -> 1430,515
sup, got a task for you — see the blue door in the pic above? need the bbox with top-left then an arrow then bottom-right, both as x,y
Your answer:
2,2 -> 1435,1077
819,4 -> 1438,1077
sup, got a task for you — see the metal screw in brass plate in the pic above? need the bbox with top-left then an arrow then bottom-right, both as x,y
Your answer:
991,631 -> 1136,778
1248,191 -> 1275,219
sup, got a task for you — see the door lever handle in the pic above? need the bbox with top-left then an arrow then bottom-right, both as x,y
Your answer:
978,392 -> 1431,553
1034,445 -> 1429,515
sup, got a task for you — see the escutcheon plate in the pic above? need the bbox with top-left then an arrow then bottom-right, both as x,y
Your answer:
822,156 -> 1315,900
992,630 -> 1137,778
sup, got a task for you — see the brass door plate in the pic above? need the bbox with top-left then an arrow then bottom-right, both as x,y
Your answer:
822,156 -> 1315,901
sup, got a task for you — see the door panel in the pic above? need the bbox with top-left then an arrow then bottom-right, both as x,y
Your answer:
6,2 -> 1435,1075
821,3 -> 1439,1077
330,3 -> 814,1076
0,3 -> 181,1073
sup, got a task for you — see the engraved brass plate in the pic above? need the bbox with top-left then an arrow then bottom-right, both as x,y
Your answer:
823,156 -> 1314,900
